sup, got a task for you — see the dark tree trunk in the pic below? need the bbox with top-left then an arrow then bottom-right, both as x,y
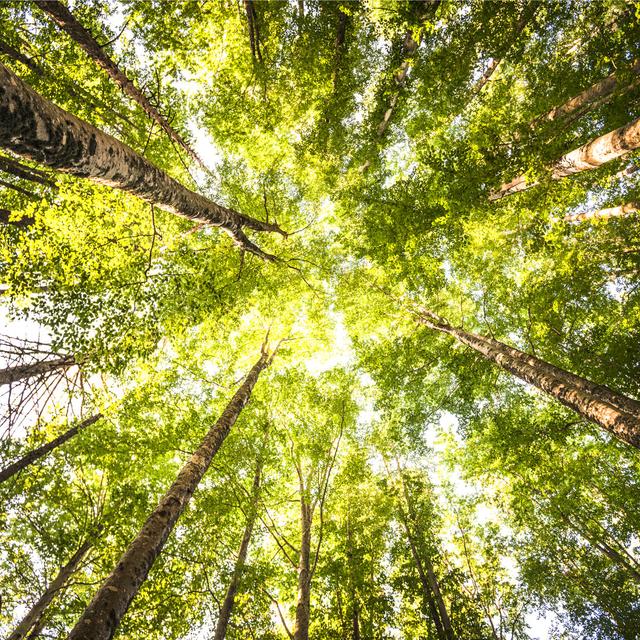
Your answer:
35,0 -> 206,169
8,538 -> 92,640
0,37 -> 43,74
294,498 -> 312,640
0,414 -> 102,484
490,116 -> 640,200
0,63 -> 285,260
212,455 -> 264,640
67,349 -> 272,640
418,309 -> 640,448
0,154 -> 54,187
0,355 -> 76,386
0,208 -> 35,228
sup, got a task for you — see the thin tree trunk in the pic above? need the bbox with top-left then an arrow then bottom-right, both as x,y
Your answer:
490,116 -> 640,200
376,1 -> 441,137
417,309 -> 640,448
332,9 -> 348,92
0,413 -> 102,484
213,455 -> 264,640
0,208 -> 35,228
293,498 -> 312,640
0,63 -> 285,260
0,154 -> 54,187
35,0 -> 206,170
67,348 -> 272,640
0,355 -> 76,386
0,37 -> 43,74
346,516 -> 360,640
564,201 -> 639,223
397,470 -> 453,640
468,58 -> 501,99
0,177 -> 37,199
531,60 -> 640,129
8,538 -> 92,640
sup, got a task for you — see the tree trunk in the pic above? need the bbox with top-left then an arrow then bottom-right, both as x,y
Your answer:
0,154 -> 54,187
0,208 -> 35,228
34,0 -> 206,170
418,309 -> 640,448
0,413 -> 102,484
346,516 -> 361,640
564,201 -> 639,223
212,455 -> 263,640
0,355 -> 76,386
376,1 -> 441,137
332,9 -> 348,92
67,349 -> 272,640
293,498 -> 312,640
397,470 -> 453,640
8,538 -> 92,640
0,37 -> 43,74
490,116 -> 640,200
531,60 -> 640,129
0,63 -> 285,260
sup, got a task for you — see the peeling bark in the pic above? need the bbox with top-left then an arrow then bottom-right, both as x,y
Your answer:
490,116 -> 640,200
67,349 -> 272,640
8,538 -> 93,640
213,455 -> 263,640
564,201 -> 639,223
0,414 -> 102,484
0,63 -> 284,260
35,0 -> 206,170
0,355 -> 76,386
418,309 -> 640,448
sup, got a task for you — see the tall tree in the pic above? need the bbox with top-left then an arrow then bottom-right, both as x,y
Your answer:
0,64 -> 285,260
67,342 -> 275,640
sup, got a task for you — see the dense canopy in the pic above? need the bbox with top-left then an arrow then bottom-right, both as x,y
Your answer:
1,1 -> 640,638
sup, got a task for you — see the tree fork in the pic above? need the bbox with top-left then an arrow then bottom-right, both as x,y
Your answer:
0,63 -> 285,260
67,345 -> 274,640
0,414 -> 102,484
417,309 -> 640,448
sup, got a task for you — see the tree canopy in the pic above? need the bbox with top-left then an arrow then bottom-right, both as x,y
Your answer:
1,1 -> 640,638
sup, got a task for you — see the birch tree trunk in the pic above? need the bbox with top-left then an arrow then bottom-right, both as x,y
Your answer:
0,414 -> 102,484
490,116 -> 640,200
0,355 -> 76,386
564,201 -> 639,222
418,309 -> 640,448
212,455 -> 264,640
67,349 -> 272,640
8,538 -> 93,640
0,63 -> 285,260
293,498 -> 313,640
34,0 -> 206,169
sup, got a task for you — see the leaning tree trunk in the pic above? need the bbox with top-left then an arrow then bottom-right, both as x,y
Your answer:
35,0 -> 206,170
530,60 -> 640,129
0,63 -> 285,260
293,498 -> 313,640
417,309 -> 640,448
564,201 -> 639,223
8,538 -> 93,640
0,154 -> 54,187
0,413 -> 102,484
0,208 -> 35,228
67,348 -> 273,640
490,116 -> 640,200
0,355 -> 76,386
213,454 -> 264,640
0,37 -> 43,74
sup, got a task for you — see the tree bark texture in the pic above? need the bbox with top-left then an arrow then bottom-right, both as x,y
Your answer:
0,355 -> 76,386
418,310 -> 640,448
564,201 -> 639,222
8,538 -> 92,640
293,498 -> 312,640
0,413 -> 102,484
67,350 -> 271,640
490,116 -> 640,200
34,0 -> 206,169
212,456 -> 263,640
0,63 -> 284,260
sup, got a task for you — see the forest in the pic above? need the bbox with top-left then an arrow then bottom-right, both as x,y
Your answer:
1,0 -> 640,638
